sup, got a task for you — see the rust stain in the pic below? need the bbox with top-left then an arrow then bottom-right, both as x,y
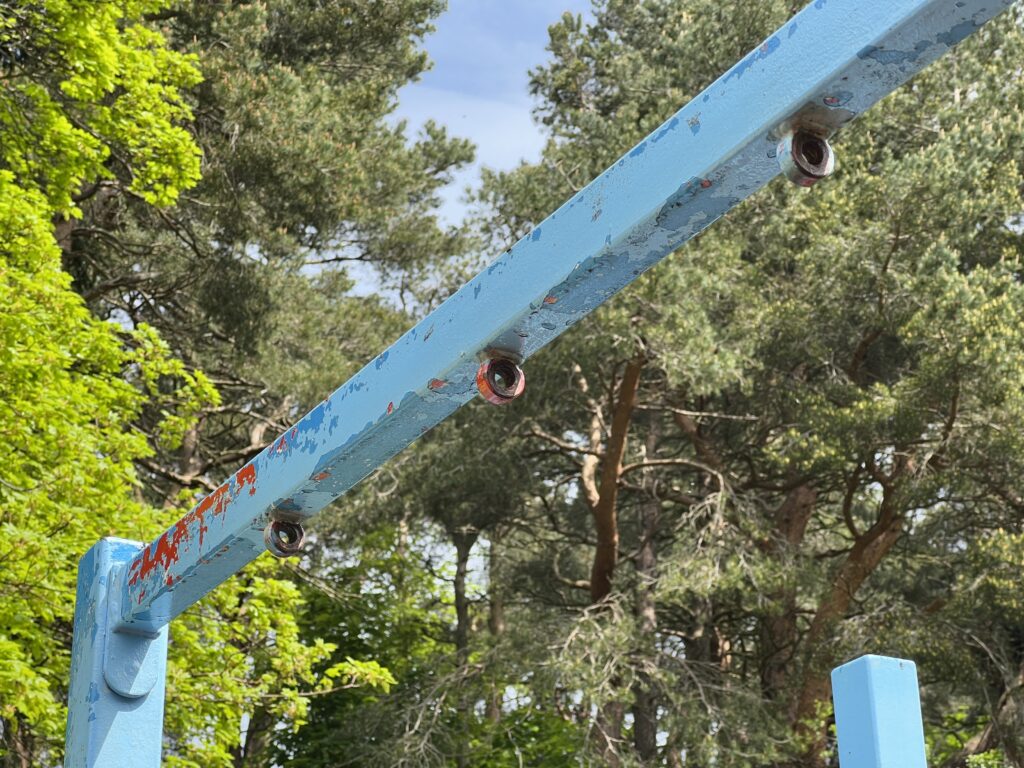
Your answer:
428,378 -> 447,390
128,465 -> 258,587
544,295 -> 558,305
312,471 -> 331,482
235,464 -> 257,496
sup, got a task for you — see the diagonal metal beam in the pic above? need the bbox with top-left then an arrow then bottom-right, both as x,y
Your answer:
114,0 -> 1012,633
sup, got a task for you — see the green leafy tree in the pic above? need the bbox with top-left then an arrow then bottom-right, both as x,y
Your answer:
47,1 -> 475,765
300,2 -> 1024,766
0,1 -> 209,762
466,2 -> 1024,765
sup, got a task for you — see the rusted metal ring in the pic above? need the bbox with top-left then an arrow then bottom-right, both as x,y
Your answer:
476,358 -> 525,405
777,130 -> 836,187
264,520 -> 306,558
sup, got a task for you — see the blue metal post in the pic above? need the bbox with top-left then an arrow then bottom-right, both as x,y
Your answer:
65,539 -> 169,768
65,0 -> 1014,763
832,655 -> 928,768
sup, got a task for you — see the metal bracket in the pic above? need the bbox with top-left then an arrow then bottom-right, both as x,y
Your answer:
103,564 -> 165,698
65,539 -> 169,768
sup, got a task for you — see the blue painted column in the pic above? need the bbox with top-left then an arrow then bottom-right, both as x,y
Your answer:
831,655 -> 928,768
65,539 -> 169,768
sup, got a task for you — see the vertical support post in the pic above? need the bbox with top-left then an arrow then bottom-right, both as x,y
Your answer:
831,655 -> 927,768
65,539 -> 169,768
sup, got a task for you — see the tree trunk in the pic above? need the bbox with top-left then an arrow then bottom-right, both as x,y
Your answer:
452,528 -> 478,768
233,706 -> 273,767
584,356 -> 643,767
633,421 -> 662,763
792,495 -> 905,764
486,532 -> 505,724
452,530 -> 478,668
942,658 -> 1024,768
589,356 -> 643,603
3,717 -> 34,768
760,484 -> 817,704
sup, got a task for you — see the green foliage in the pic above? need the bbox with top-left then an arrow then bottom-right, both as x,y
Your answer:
163,557 -> 395,768
967,752 -> 1008,768
1,0 -> 201,212
0,0 -> 210,758
1,0 -> 473,763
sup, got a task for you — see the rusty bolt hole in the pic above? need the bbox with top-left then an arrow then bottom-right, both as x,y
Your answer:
264,520 -> 306,558
476,357 -> 526,405
793,132 -> 830,176
487,359 -> 522,398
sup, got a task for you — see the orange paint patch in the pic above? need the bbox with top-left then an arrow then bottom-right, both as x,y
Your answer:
235,464 -> 257,496
128,472 -> 246,587
312,471 -> 331,482
428,379 -> 447,390
543,295 -> 558,304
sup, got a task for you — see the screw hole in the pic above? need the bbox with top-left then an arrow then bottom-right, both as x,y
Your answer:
476,358 -> 526,405
799,137 -> 825,166
488,359 -> 521,397
264,520 -> 305,558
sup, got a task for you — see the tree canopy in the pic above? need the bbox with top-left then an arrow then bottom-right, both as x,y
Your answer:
3,1 -> 1024,767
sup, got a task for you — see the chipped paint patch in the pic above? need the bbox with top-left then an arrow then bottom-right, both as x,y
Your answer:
127,464 -> 258,587
724,35 -> 781,83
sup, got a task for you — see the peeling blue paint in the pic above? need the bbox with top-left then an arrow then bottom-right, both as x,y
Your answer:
724,35 -> 781,83
937,19 -> 979,46
858,40 -> 930,65
652,116 -> 680,143
824,90 -> 854,107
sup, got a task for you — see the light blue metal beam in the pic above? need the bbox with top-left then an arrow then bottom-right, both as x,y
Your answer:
832,655 -> 928,768
116,0 -> 1013,635
66,0 -> 1012,763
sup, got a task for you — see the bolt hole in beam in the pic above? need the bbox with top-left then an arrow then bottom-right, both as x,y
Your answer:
65,0 -> 1012,765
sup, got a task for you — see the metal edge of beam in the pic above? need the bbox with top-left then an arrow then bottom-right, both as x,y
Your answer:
116,0 -> 1013,632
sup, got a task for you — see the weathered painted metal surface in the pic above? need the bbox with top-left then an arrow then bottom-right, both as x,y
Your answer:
65,539 -> 168,768
113,0 -> 1013,636
832,655 -> 928,767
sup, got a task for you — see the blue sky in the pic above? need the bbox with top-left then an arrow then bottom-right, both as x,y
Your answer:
392,0 -> 593,225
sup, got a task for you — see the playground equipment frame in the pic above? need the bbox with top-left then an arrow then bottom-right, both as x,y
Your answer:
64,0 -> 1015,764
